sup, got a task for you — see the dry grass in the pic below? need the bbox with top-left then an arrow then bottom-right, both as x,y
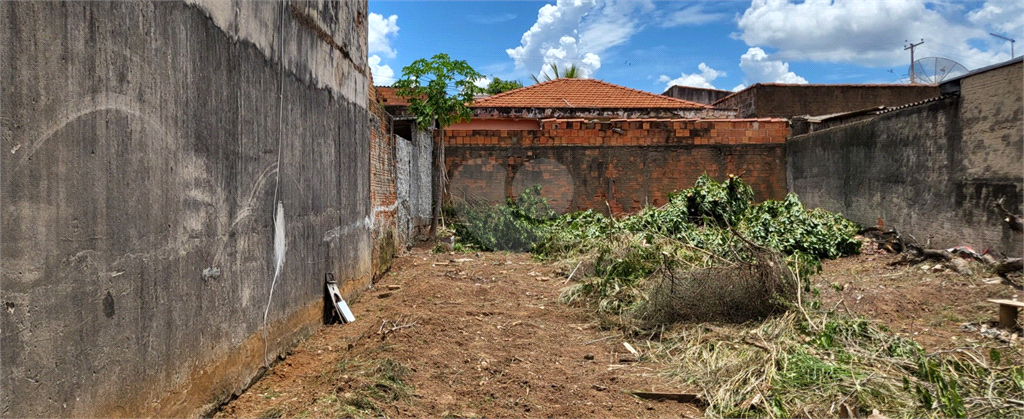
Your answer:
644,308 -> 1023,418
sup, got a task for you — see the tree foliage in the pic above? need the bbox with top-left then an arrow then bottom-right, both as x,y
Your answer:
531,63 -> 581,84
485,77 -> 523,95
393,53 -> 482,130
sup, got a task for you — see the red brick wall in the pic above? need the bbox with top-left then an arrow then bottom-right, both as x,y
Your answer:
443,118 -> 788,215
369,99 -> 397,277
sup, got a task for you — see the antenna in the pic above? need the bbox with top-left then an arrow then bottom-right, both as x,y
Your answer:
909,57 -> 969,84
990,33 -> 1016,58
904,39 -> 924,83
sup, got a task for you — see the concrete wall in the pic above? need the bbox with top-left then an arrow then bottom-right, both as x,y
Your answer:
716,84 -> 942,118
396,128 -> 434,244
1,1 -> 371,417
663,85 -> 731,105
788,60 -> 1023,255
445,118 -> 788,215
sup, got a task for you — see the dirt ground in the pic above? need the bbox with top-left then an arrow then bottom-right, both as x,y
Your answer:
215,243 -> 1020,418
815,242 -> 1021,352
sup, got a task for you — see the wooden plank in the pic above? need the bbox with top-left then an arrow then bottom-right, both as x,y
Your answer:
997,304 -> 1019,329
987,299 -> 1024,307
630,391 -> 705,405
988,299 -> 1023,329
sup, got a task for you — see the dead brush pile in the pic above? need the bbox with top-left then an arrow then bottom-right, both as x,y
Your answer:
536,174 -> 1024,417
640,245 -> 796,325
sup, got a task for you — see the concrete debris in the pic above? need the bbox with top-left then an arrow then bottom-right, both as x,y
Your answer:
962,322 -> 1021,343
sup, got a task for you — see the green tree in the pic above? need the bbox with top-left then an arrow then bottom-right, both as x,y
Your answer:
394,53 -> 483,130
393,53 -> 483,236
485,77 -> 523,95
531,63 -> 582,84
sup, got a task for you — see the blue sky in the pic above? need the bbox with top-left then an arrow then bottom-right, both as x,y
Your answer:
369,1 -> 1024,94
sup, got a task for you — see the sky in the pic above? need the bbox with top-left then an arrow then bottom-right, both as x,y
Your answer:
368,0 -> 1024,94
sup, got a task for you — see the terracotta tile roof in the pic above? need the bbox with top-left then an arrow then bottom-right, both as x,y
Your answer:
375,86 -> 411,107
472,78 -> 709,109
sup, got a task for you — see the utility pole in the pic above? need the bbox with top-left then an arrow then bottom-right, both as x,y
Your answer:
990,33 -> 1016,58
905,39 -> 924,84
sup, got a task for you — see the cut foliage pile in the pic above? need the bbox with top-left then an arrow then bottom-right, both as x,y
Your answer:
536,174 -> 860,323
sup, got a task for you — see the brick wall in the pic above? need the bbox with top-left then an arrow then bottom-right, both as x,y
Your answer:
369,99 -> 397,277
958,60 -> 1023,181
443,118 -> 788,215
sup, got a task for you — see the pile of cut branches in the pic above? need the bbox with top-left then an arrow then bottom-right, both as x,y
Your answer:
539,174 -> 860,322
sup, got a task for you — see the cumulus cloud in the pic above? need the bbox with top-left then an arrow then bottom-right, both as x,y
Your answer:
736,0 -> 1015,70
738,47 -> 807,85
369,55 -> 395,85
507,0 -> 651,79
369,13 -> 399,59
658,63 -> 726,89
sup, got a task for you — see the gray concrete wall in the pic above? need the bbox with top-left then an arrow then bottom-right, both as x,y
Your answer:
396,129 -> 434,244
717,84 -> 941,118
788,62 -> 1023,255
663,85 -> 731,105
1,1 -> 371,417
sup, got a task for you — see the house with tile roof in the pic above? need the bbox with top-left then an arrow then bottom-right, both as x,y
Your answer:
448,78 -> 734,131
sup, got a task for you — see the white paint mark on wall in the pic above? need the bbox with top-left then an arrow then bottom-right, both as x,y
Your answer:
370,202 -> 399,225
322,216 -> 372,242
273,200 -> 286,278
321,202 -> 398,243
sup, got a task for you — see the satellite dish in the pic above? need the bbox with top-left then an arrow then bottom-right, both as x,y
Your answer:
909,57 -> 968,84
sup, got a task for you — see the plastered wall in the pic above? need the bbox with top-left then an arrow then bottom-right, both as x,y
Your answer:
1,1 -> 371,416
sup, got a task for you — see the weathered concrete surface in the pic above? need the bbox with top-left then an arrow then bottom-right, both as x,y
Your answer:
716,84 -> 942,118
788,60 -> 1023,255
1,1 -> 370,417
396,128 -> 434,244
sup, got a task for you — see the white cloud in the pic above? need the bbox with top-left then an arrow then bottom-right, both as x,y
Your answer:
731,84 -> 747,92
738,47 -> 807,85
369,55 -> 395,85
658,63 -> 726,89
368,13 -> 399,59
473,77 -> 491,89
968,1 -> 1024,36
466,13 -> 518,24
657,3 -> 729,27
507,0 -> 651,79
736,0 -> 1016,70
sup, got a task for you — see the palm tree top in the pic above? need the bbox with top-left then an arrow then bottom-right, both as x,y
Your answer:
531,63 -> 582,84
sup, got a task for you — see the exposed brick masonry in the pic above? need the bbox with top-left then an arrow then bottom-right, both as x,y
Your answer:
446,118 -> 786,147
369,99 -> 398,277
443,118 -> 788,215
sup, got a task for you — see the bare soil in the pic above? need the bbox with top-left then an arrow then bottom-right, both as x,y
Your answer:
216,243 -> 1020,418
814,243 -> 1020,352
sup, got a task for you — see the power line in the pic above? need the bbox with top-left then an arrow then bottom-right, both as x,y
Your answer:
904,39 -> 924,83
